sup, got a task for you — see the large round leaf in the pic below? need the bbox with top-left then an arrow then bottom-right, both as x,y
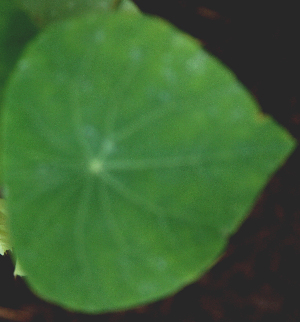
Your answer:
2,12 -> 295,313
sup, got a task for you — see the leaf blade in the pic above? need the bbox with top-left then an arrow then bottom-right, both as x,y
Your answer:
2,12 -> 296,313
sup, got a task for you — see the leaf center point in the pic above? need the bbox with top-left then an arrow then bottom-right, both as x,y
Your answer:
89,159 -> 104,174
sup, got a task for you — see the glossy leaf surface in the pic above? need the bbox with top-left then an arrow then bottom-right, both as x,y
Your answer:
3,12 -> 295,313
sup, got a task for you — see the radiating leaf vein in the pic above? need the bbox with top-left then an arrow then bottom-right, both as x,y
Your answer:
101,172 -> 172,234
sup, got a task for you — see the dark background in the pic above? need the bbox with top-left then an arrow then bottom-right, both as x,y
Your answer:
1,0 -> 299,321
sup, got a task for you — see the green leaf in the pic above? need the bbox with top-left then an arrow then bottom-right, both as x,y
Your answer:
2,12 -> 296,313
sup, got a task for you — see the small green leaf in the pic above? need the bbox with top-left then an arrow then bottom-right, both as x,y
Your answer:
2,12 -> 295,313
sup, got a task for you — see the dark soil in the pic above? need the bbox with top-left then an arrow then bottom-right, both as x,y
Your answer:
1,1 -> 299,321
